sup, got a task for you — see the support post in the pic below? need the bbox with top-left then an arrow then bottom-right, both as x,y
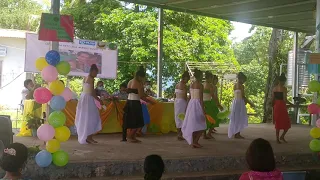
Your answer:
312,0 -> 320,126
292,32 -> 299,124
51,0 -> 60,51
156,8 -> 164,98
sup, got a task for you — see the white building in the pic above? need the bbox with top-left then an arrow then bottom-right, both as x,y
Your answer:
0,29 -> 33,109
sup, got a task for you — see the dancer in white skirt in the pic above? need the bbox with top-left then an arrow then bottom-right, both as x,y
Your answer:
174,71 -> 190,140
182,69 -> 206,148
75,64 -> 102,144
228,72 -> 254,139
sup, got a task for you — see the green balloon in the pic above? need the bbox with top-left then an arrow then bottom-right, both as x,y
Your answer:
56,61 -> 71,75
309,139 -> 320,152
48,111 -> 66,128
52,150 -> 69,167
308,80 -> 320,92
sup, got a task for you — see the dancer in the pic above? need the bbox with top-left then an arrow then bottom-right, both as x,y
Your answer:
75,64 -> 102,144
228,72 -> 254,139
240,138 -> 283,180
203,72 -> 223,139
182,69 -> 206,148
122,66 -> 154,143
273,73 -> 293,144
174,71 -> 190,140
212,75 -> 223,132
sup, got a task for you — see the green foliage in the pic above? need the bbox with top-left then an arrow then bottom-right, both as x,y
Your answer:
0,0 -> 43,31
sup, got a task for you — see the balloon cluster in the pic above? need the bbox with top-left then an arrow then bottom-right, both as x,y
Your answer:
308,80 -> 320,153
309,120 -> 320,152
308,81 -> 320,114
33,50 -> 72,167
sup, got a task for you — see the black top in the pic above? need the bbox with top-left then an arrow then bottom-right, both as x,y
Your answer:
274,92 -> 284,100
127,88 -> 138,94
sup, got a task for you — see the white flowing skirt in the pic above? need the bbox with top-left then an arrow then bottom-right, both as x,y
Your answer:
228,98 -> 248,138
182,99 -> 206,145
174,98 -> 187,128
75,93 -> 102,144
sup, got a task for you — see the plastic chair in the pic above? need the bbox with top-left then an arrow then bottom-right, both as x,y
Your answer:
283,171 -> 306,180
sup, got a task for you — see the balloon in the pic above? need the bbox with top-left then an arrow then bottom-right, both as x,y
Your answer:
41,65 -> 58,82
50,96 -> 66,111
56,61 -> 71,75
35,57 -> 49,71
142,104 -> 150,124
35,150 -> 52,167
310,127 -> 320,138
308,80 -> 320,92
206,114 -> 216,124
308,103 -> 320,114
37,124 -> 55,141
310,139 -> 320,152
33,87 -> 52,104
94,99 -> 101,109
317,119 -> 320,128
178,113 -> 185,121
45,50 -> 60,66
46,139 -> 60,153
52,150 -> 69,167
49,80 -> 65,96
55,126 -> 71,142
48,111 -> 66,128
61,87 -> 73,102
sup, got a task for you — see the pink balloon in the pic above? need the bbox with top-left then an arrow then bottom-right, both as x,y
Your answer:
308,103 -> 319,114
37,124 -> 55,141
316,119 -> 320,128
61,87 -> 73,102
33,87 -> 52,104
94,99 -> 101,109
41,65 -> 58,82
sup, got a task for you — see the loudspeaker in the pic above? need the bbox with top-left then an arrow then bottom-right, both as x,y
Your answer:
0,115 -> 13,148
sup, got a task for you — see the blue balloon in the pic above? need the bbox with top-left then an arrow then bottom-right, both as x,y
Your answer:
142,104 -> 150,124
45,50 -> 60,66
35,150 -> 52,167
50,96 -> 66,111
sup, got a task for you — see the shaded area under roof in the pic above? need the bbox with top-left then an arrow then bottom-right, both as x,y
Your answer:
121,0 -> 316,33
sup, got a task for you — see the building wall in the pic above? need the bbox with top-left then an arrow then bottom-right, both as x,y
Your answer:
0,37 -> 26,109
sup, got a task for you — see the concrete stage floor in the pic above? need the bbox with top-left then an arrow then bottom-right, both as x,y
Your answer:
14,124 -> 312,162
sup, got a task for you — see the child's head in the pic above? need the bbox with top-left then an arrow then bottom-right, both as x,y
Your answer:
246,138 -> 275,172
0,143 -> 28,174
144,154 -> 165,180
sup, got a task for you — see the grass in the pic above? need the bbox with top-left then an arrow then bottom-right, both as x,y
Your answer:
0,110 -> 24,129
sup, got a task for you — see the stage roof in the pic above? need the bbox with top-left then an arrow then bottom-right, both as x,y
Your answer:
121,0 -> 316,33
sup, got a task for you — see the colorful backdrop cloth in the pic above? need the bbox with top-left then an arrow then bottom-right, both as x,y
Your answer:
20,100 -> 176,136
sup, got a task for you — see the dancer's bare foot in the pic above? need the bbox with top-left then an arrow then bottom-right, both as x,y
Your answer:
280,137 -> 287,143
128,138 -> 141,143
207,133 -> 214,139
203,134 -> 211,139
136,132 -> 144,137
192,143 -> 202,148
277,140 -> 281,144
213,128 -> 217,132
86,139 -> 93,144
235,134 -> 245,139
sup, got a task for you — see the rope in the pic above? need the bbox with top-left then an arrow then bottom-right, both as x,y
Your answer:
0,72 -> 24,90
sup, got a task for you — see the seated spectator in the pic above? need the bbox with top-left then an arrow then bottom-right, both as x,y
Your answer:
21,79 -> 35,101
95,81 -> 109,98
113,83 -> 128,100
144,154 -> 165,180
0,143 -> 28,180
239,138 -> 283,180
145,81 -> 156,97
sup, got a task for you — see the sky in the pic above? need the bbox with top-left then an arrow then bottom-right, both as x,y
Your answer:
230,22 -> 253,42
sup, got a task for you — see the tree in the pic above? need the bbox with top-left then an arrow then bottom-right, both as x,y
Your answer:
62,0 -> 237,95
0,0 -> 43,31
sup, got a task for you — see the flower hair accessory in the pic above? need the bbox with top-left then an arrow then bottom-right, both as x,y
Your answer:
4,148 -> 16,156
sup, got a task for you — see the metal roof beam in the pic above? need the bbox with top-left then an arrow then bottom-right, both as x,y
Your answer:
165,0 -> 195,5
218,0 -> 315,16
192,0 -> 259,11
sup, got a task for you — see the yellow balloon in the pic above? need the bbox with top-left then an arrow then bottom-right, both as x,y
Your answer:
35,57 -> 48,71
49,80 -> 65,95
310,127 -> 320,138
46,139 -> 60,153
55,126 -> 71,142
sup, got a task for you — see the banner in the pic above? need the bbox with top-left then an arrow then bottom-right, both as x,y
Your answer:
38,13 -> 74,42
25,33 -> 118,79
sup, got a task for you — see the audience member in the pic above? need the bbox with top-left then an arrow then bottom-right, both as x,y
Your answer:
239,138 -> 283,180
145,81 -> 156,97
0,143 -> 28,180
144,154 -> 165,180
21,79 -> 35,101
113,83 -> 128,100
95,81 -> 109,98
